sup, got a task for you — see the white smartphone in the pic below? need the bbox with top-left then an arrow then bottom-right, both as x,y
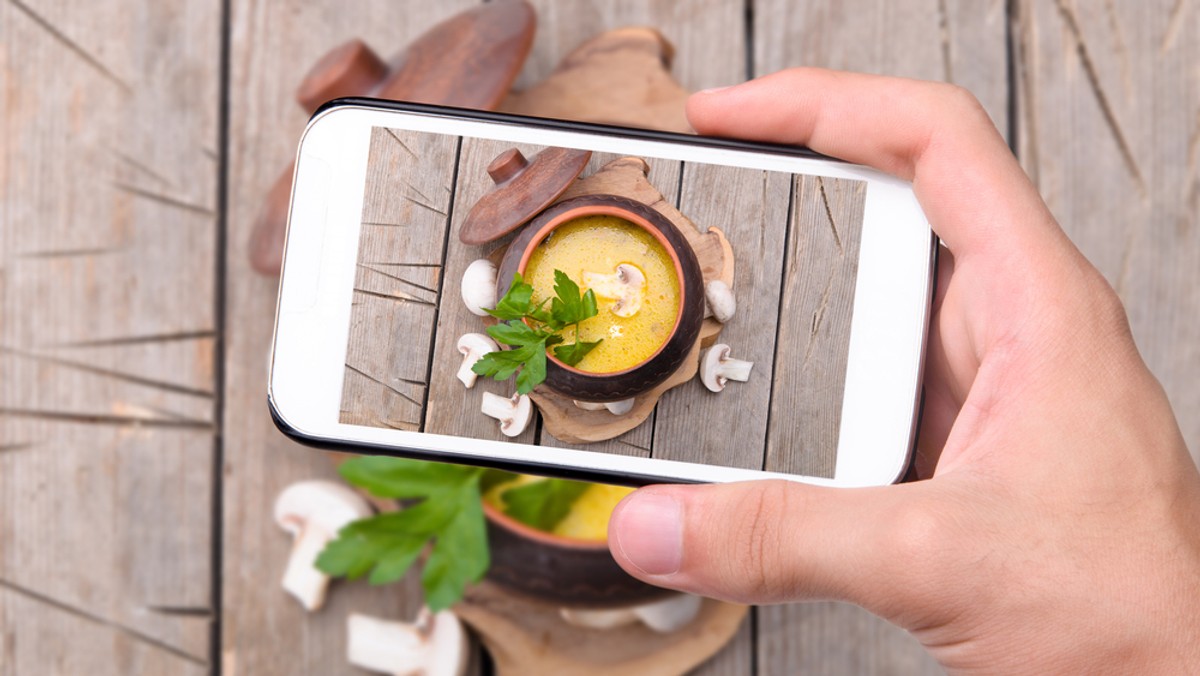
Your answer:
269,99 -> 935,488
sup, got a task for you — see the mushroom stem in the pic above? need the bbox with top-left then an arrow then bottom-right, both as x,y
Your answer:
281,528 -> 336,611
559,607 -> 639,630
719,358 -> 753,382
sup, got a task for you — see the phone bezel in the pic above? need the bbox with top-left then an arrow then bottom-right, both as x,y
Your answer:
269,99 -> 936,488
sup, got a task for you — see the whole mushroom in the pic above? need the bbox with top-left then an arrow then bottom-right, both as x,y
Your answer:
274,480 -> 373,610
348,608 -> 469,676
560,593 -> 702,634
480,391 -> 533,437
461,259 -> 497,316
456,333 -> 498,388
700,344 -> 754,393
703,280 -> 736,323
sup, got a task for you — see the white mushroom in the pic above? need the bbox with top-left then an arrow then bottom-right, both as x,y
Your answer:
455,333 -> 498,388
703,280 -> 736,323
573,398 -> 635,416
461,259 -> 497,317
632,593 -> 703,633
560,593 -> 702,634
274,480 -> 373,611
348,609 -> 469,676
583,263 -> 646,317
700,344 -> 754,393
573,400 -> 607,412
481,391 -> 532,437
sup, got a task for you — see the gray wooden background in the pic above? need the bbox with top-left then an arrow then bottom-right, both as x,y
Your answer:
2,0 -> 1196,673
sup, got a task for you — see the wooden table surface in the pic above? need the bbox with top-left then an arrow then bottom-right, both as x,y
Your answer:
2,1 -> 1196,674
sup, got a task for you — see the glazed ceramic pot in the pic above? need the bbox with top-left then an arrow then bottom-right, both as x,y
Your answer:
482,500 -> 672,608
495,194 -> 705,402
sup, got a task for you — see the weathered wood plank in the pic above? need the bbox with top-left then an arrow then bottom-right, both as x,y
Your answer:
0,0 -> 220,668
1014,0 -> 1200,464
752,0 -> 1008,672
423,136 -> 540,446
222,2 -> 478,674
764,175 -> 865,478
340,127 -> 459,430
652,163 -> 791,471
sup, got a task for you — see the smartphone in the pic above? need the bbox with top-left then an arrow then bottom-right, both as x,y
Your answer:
269,99 -> 935,488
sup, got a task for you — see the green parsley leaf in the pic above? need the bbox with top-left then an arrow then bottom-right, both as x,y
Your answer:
500,478 -> 592,532
485,273 -> 535,320
473,269 -> 603,394
317,457 -> 491,611
553,338 -> 602,367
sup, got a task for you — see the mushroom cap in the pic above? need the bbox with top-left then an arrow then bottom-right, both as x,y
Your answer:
461,259 -> 498,317
457,332 -> 498,356
481,392 -> 533,437
700,344 -> 733,393
273,480 -> 372,535
605,398 -> 635,416
502,394 -> 533,437
704,280 -> 736,323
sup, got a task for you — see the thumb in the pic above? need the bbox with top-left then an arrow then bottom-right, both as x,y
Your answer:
607,481 -> 949,618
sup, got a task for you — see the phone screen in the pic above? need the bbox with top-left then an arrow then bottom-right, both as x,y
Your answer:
338,126 -> 866,479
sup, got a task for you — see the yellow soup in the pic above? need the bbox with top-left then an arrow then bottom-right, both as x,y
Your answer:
483,475 -> 635,541
524,215 -> 680,373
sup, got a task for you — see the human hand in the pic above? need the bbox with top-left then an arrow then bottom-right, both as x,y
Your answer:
607,69 -> 1200,674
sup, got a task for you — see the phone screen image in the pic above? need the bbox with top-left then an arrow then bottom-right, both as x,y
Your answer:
337,126 -> 866,479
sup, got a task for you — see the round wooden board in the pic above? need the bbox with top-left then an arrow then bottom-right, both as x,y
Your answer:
456,582 -> 748,676
531,156 -> 736,443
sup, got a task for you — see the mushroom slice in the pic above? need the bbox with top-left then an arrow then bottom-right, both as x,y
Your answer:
632,593 -> 702,633
481,391 -> 533,437
700,344 -> 754,393
573,398 -> 635,416
456,333 -> 498,388
461,259 -> 497,317
274,480 -> 373,611
583,263 -> 646,317
560,593 -> 702,634
703,280 -> 736,323
348,608 -> 469,676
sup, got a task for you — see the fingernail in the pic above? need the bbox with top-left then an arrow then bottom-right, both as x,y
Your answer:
697,85 -> 732,95
612,492 -> 682,576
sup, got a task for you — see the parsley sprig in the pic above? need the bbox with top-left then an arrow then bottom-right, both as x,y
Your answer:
472,270 -> 602,394
315,457 -> 595,611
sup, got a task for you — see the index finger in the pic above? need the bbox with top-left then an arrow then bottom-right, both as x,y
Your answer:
687,69 -> 1070,264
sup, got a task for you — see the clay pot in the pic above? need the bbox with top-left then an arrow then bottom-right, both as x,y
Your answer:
482,501 -> 672,608
495,195 -> 705,402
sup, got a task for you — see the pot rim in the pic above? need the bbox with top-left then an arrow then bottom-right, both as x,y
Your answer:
516,203 -> 687,378
482,498 -> 611,550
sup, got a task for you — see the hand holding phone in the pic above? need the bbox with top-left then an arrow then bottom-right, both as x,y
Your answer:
608,69 -> 1200,674
270,99 -> 935,487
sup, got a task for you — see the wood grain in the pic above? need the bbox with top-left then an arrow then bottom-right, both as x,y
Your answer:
752,0 -> 1008,673
1014,0 -> 1200,465
0,0 -> 220,671
764,176 -> 865,478
652,163 -> 792,470
340,127 -> 459,430
221,2 -> 478,675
